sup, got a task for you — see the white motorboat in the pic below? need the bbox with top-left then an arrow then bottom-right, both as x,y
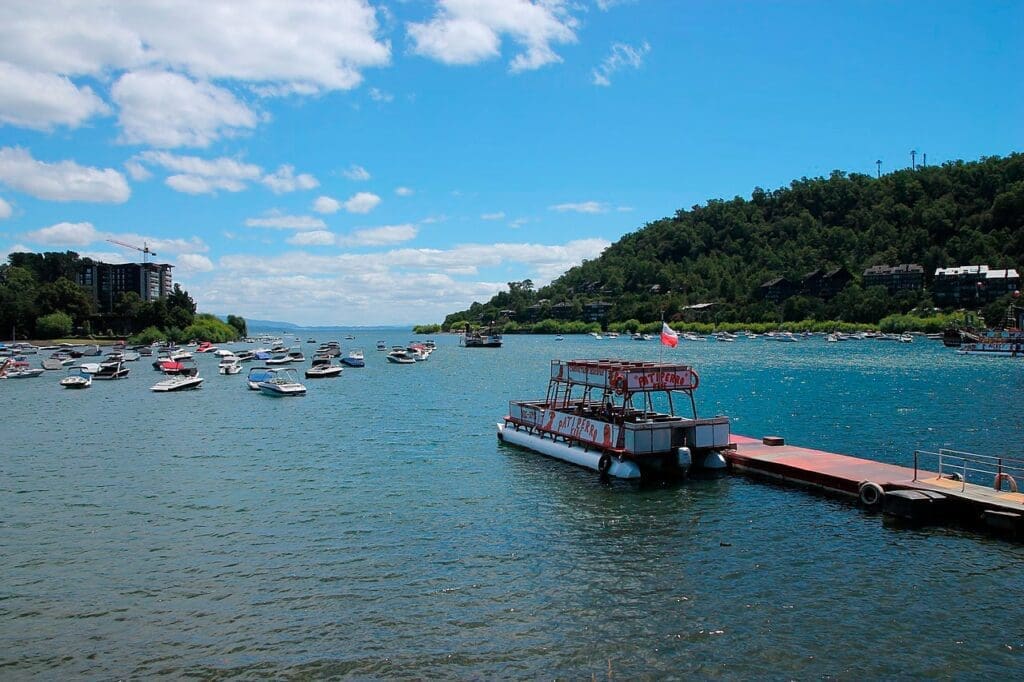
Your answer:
387,349 -> 417,364
59,366 -> 92,388
1,360 -> 44,378
258,367 -> 307,396
305,358 -> 343,378
151,375 -> 205,392
92,360 -> 130,379
218,355 -> 242,374
376,340 -> 387,351
340,349 -> 365,367
246,366 -> 275,390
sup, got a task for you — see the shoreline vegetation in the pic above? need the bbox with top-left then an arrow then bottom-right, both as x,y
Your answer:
438,153 -> 1023,337
413,310 -> 968,336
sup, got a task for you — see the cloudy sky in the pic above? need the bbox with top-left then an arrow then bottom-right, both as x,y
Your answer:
0,1 -> 1020,325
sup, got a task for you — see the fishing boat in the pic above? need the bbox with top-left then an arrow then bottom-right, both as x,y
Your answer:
151,374 -> 204,392
246,366 -> 275,390
59,366 -> 92,388
340,349 -> 365,367
305,358 -> 343,378
497,359 -> 732,480
218,355 -> 243,375
257,367 -> 307,396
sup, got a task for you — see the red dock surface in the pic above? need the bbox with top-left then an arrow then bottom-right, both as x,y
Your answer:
727,435 -> 1024,515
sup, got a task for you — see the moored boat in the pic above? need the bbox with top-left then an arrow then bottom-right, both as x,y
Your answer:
151,375 -> 205,392
460,325 -> 502,348
340,349 -> 365,367
246,366 -> 275,390
92,360 -> 130,380
386,349 -> 417,364
497,359 -> 733,480
59,366 -> 92,388
258,367 -> 307,396
218,355 -> 243,374
305,358 -> 343,378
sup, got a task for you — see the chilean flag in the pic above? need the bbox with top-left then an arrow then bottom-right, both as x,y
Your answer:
661,322 -> 678,348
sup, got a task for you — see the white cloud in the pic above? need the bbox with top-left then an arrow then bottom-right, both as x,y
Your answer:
344,191 -> 381,214
0,197 -> 11,219
261,164 -> 319,193
136,150 -> 261,195
124,159 -> 152,181
112,70 -> 258,148
21,222 -> 209,257
24,221 -> 100,246
195,236 -> 610,324
313,196 -> 342,214
369,87 -> 393,103
592,41 -> 650,86
245,212 -> 326,230
287,230 -> 336,246
395,186 -> 414,197
343,164 -> 371,181
0,1 -> 391,93
481,211 -> 505,220
0,62 -> 110,130
339,224 -> 417,246
550,200 -> 607,214
176,253 -> 214,273
407,0 -> 578,72
0,147 -> 130,203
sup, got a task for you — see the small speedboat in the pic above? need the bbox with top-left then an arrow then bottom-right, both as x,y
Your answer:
3,360 -> 44,378
151,375 -> 204,392
376,340 -> 387,351
60,366 -> 92,388
258,367 -> 307,396
340,349 -> 365,367
286,348 -> 306,362
246,366 -> 275,390
195,341 -> 217,353
92,360 -> 130,379
305,358 -> 343,378
266,353 -> 292,365
218,356 -> 243,375
387,349 -> 417,364
160,358 -> 199,376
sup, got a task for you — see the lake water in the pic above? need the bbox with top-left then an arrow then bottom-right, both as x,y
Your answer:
2,334 -> 1022,678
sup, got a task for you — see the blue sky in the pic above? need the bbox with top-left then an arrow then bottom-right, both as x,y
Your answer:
0,1 -> 1020,326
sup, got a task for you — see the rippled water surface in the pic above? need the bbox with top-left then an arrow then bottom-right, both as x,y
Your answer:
2,333 -> 1023,678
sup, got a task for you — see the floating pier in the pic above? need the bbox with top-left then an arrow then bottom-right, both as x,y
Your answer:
726,435 -> 1024,537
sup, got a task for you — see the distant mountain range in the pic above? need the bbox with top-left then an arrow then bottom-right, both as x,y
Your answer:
229,317 -> 411,332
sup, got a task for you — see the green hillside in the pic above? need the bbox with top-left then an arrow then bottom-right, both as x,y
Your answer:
444,153 -> 1023,329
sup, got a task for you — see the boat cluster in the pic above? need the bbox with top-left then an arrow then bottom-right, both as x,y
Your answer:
385,341 -> 436,364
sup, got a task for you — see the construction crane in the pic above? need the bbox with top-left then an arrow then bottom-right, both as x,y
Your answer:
106,238 -> 157,264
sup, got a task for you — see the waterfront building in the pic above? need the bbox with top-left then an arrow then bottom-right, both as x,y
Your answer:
932,265 -> 1020,306
863,264 -> 925,295
758,276 -> 798,303
77,262 -> 175,313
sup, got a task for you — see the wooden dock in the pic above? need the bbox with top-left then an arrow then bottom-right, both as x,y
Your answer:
726,435 -> 1024,535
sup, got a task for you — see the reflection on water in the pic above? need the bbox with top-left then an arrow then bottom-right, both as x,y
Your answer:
2,333 -> 1022,677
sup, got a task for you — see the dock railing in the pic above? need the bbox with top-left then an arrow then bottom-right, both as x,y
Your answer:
914,448 -> 1024,495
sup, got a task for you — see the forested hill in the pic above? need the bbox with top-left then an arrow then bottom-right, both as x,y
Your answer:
445,153 -> 1023,327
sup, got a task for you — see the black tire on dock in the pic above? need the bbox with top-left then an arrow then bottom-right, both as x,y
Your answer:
598,453 -> 612,475
858,481 -> 885,508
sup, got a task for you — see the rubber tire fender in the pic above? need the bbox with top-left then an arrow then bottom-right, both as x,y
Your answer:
858,480 -> 884,508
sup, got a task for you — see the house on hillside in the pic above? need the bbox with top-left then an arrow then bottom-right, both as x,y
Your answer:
802,267 -> 852,300
583,301 -> 613,323
932,266 -> 1020,305
863,264 -> 924,295
758,276 -> 798,304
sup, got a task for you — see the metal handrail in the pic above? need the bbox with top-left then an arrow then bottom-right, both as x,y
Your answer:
914,448 -> 1024,494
